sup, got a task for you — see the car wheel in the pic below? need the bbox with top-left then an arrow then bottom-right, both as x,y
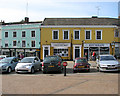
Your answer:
7,67 -> 12,73
31,67 -> 35,74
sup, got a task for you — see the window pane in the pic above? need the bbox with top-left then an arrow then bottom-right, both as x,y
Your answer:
22,31 -> 26,37
86,31 -> 90,39
22,41 -> 26,47
75,31 -> 79,39
64,31 -> 68,39
5,32 -> 8,37
32,41 -> 35,47
53,31 -> 58,39
97,31 -> 101,39
31,31 -> 35,37
13,32 -> 17,37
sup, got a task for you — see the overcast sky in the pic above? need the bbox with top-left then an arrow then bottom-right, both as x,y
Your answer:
0,0 -> 119,22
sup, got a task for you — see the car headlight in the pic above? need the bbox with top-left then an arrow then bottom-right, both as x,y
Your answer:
100,64 -> 107,67
2,66 -> 7,68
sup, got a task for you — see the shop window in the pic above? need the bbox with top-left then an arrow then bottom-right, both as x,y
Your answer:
63,30 -> 69,40
52,30 -> 59,40
74,30 -> 80,40
31,31 -> 35,37
100,47 -> 109,55
22,31 -> 26,37
13,32 -> 17,37
96,30 -> 102,40
5,32 -> 8,38
85,30 -> 91,40
53,49 -> 68,57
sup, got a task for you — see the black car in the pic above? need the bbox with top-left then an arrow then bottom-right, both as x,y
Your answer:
42,56 -> 63,73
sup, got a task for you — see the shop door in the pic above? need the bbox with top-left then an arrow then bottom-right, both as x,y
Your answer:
84,49 -> 88,60
75,48 -> 80,58
44,47 -> 49,58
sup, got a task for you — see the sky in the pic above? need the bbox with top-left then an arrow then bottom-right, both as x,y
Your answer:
0,0 -> 120,23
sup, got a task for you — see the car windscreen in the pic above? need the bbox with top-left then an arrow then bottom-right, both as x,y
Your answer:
100,56 -> 116,61
20,58 -> 34,63
0,58 -> 12,63
75,59 -> 87,63
44,56 -> 60,63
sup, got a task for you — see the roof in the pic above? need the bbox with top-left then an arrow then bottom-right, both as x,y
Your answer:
42,17 -> 119,26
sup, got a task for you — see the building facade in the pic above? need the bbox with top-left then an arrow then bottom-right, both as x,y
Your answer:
41,17 -> 119,60
1,18 -> 42,58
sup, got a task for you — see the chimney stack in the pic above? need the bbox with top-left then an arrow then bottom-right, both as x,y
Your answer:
25,17 -> 29,23
118,1 -> 120,19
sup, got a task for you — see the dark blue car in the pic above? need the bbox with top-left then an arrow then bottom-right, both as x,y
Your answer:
0,57 -> 19,73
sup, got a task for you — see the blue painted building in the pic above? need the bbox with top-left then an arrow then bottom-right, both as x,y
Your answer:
1,17 -> 42,58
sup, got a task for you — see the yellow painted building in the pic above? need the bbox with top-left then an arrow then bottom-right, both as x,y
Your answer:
41,17 -> 120,60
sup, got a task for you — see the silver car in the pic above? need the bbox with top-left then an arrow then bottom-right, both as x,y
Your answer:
15,57 -> 42,73
96,55 -> 120,72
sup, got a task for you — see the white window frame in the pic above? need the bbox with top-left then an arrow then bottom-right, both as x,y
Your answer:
74,30 -> 80,40
96,30 -> 102,40
85,30 -> 91,40
52,30 -> 59,40
63,30 -> 69,40
31,30 -> 36,38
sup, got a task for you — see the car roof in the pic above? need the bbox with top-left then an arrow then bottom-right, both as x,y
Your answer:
23,57 -> 36,58
5,57 -> 16,59
99,54 -> 113,56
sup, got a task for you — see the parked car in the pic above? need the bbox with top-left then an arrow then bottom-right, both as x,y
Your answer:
73,57 -> 90,73
15,57 -> 42,74
0,55 -> 8,60
96,55 -> 120,72
42,56 -> 63,73
0,57 -> 19,73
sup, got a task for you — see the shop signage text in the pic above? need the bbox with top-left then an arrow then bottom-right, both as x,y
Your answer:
51,43 -> 71,47
84,43 -> 110,47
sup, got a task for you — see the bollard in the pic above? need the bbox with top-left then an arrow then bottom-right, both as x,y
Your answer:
63,62 -> 67,76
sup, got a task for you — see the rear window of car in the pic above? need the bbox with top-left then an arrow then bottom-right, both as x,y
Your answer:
75,58 -> 87,63
44,56 -> 61,63
100,56 -> 116,61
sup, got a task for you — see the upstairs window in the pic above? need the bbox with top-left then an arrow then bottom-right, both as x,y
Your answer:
52,30 -> 59,40
74,30 -> 80,40
22,31 -> 26,37
31,41 -> 35,47
63,30 -> 69,40
13,41 -> 17,46
85,30 -> 91,40
31,31 -> 35,37
115,29 -> 119,37
5,32 -> 8,38
96,30 -> 102,40
13,32 -> 17,37
22,41 -> 26,47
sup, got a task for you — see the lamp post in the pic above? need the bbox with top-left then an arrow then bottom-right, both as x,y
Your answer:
111,41 -> 115,55
82,40 -> 85,57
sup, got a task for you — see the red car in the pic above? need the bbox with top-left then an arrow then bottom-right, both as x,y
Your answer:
73,57 -> 90,73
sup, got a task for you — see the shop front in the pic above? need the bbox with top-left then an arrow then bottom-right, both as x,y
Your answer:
42,43 -> 71,60
84,43 -> 110,60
